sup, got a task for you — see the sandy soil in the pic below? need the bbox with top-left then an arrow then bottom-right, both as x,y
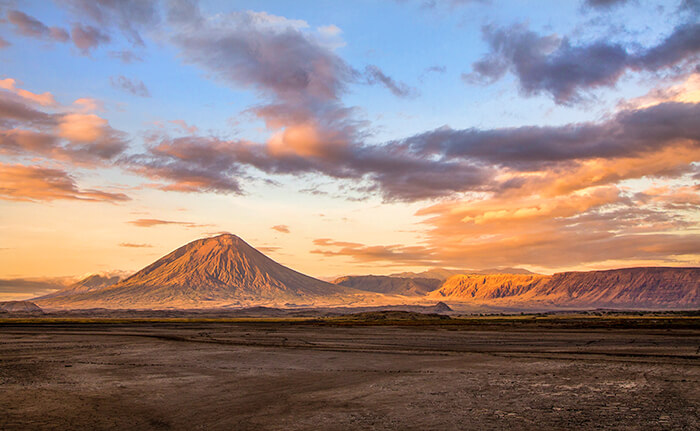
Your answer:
1,321 -> 699,430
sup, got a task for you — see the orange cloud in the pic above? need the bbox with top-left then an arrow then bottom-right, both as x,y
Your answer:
311,239 -> 436,266
267,123 -> 347,159
118,243 -> 153,248
73,98 -> 102,113
0,163 -> 129,202
127,218 -> 210,228
620,73 -> 700,110
169,119 -> 198,134
57,114 -> 107,142
271,224 -> 290,233
0,78 -> 57,107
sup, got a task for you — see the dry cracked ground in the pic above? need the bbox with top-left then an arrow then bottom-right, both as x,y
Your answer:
1,320 -> 699,430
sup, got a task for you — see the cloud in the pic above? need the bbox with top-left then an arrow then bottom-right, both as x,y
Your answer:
397,101 -> 700,170
128,99 -> 699,202
395,0 -> 490,9
71,23 -> 110,54
110,75 -> 150,97
584,0 -> 630,8
310,77 -> 700,270
0,78 -> 57,106
0,163 -> 130,202
0,37 -> 10,48
0,277 -> 71,300
6,10 -> 69,42
0,87 -> 128,164
425,65 -> 446,74
171,10 -> 352,105
271,224 -> 290,233
58,113 -> 108,141
127,128 -> 491,201
126,135 -> 248,194
257,246 -> 281,253
464,21 -> 700,104
108,50 -> 143,63
73,97 -> 102,113
59,0 -> 160,46
118,242 -> 153,248
127,218 -> 208,228
364,65 -> 417,98
169,119 -> 198,134
311,238 -> 437,266
313,179 -> 700,270
410,194 -> 700,269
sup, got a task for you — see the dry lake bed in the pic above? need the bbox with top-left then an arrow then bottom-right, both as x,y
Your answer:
1,316 -> 699,430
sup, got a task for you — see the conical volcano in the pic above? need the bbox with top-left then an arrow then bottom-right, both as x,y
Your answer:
35,234 -> 360,309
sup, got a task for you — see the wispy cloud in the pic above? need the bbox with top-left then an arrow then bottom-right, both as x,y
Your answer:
127,218 -> 209,228
271,224 -> 290,233
118,242 -> 153,248
110,76 -> 150,97
6,10 -> 69,42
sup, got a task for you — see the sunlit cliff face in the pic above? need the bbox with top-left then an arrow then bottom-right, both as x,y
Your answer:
0,0 -> 698,301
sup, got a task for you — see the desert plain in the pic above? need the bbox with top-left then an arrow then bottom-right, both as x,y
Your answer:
1,314 -> 699,430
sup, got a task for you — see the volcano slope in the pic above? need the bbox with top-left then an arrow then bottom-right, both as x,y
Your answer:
35,234 -> 374,309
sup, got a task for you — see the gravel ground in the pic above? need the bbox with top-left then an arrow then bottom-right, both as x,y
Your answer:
1,321 -> 698,430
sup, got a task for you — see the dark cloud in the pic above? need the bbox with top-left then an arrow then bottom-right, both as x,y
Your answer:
126,130 -> 491,201
6,10 -> 69,42
59,0 -> 159,46
126,136 -> 248,194
365,65 -> 417,98
465,22 -> 700,104
399,102 -> 700,169
679,0 -> 700,12
71,23 -> 110,54
170,9 -> 356,128
110,75 -> 150,97
0,163 -> 130,202
0,92 -> 54,128
584,0 -> 630,8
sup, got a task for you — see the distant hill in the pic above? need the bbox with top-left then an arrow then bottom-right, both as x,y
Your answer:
0,300 -> 42,313
35,234 -> 369,309
391,267 -> 533,280
332,275 -> 441,296
428,268 -> 699,309
36,273 -> 124,299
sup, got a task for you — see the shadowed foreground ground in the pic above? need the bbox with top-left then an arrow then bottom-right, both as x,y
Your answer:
1,318 -> 699,430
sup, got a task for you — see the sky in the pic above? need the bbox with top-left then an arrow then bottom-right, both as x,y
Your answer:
0,0 -> 699,299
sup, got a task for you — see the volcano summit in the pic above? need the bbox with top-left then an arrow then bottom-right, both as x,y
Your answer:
36,234 -> 366,309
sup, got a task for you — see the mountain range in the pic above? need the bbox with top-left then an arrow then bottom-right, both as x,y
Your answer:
33,234 -> 699,310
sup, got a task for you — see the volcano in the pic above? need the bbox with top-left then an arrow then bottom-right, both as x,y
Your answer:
35,234 -> 366,309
